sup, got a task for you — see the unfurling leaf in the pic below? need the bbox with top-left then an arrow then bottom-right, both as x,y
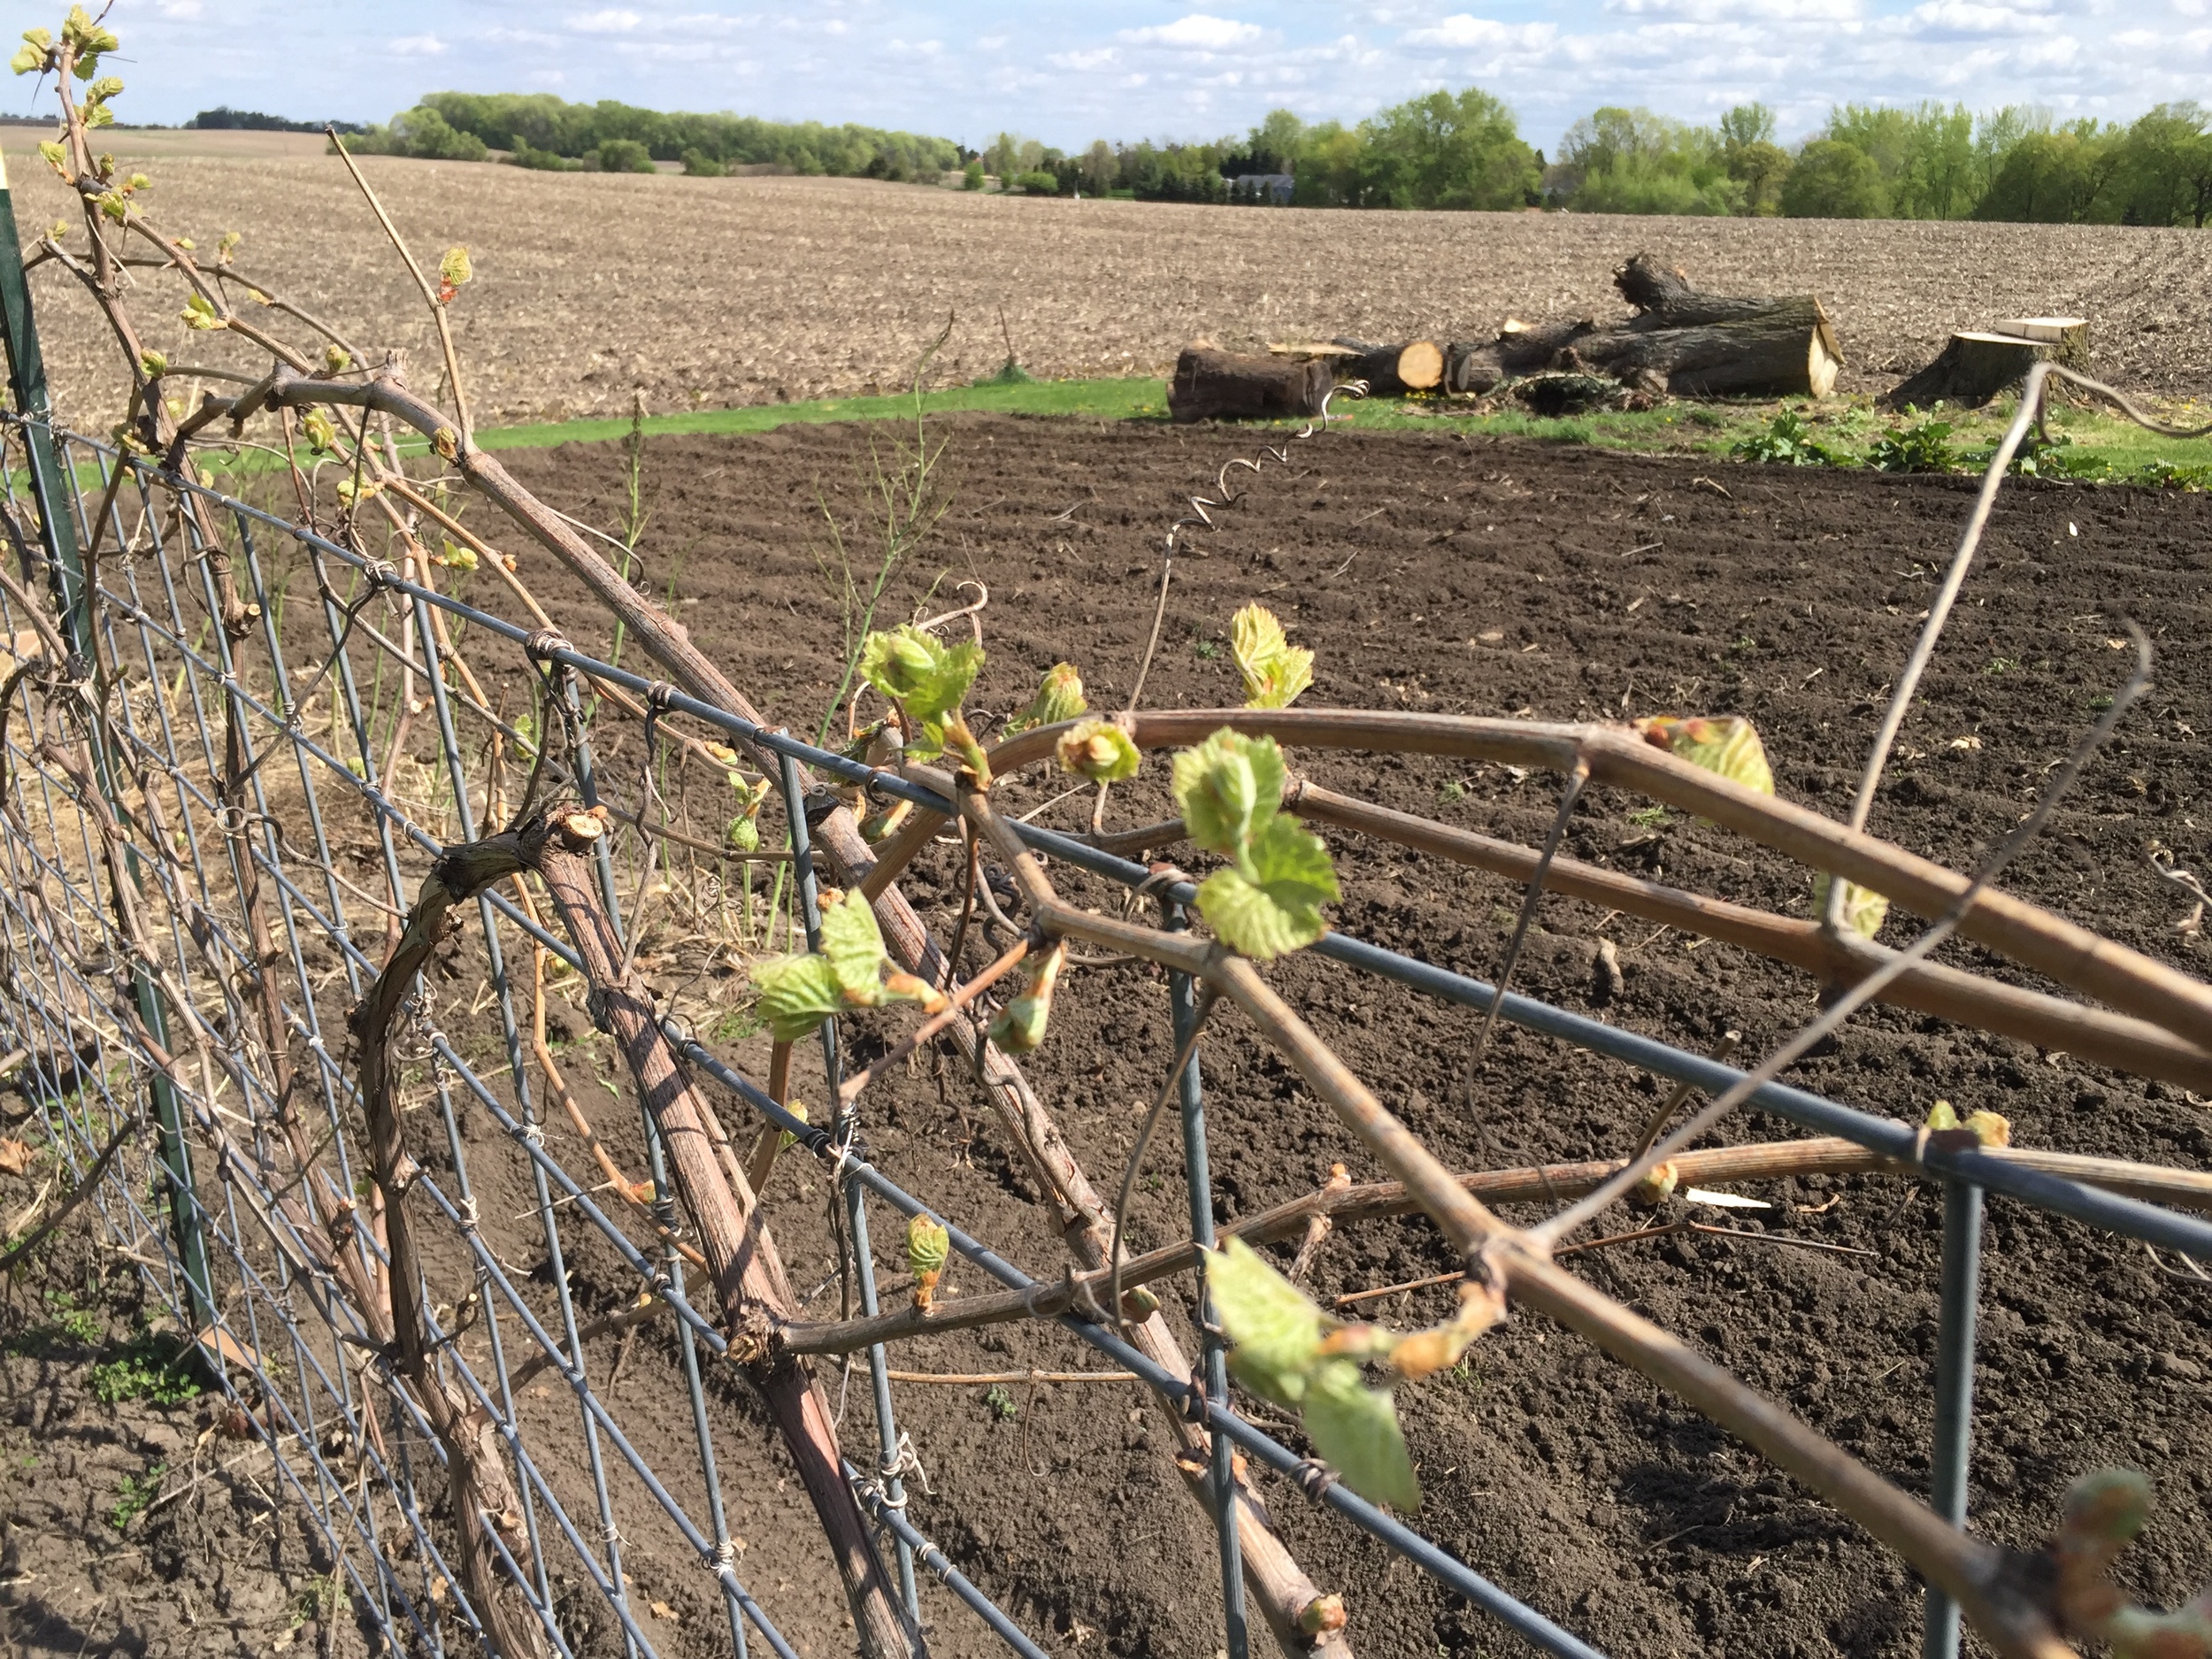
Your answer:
1810,872 -> 1889,940
857,625 -> 982,727
1302,1358 -> 1421,1510
1172,727 -> 1286,858
1055,718 -> 1140,783
1924,1099 -> 2010,1148
986,941 -> 1064,1053
1195,815 -> 1338,960
12,28 -> 53,76
906,1214 -> 950,1311
435,541 -> 478,573
818,889 -> 894,994
299,409 -> 337,454
180,289 -> 223,331
138,349 -> 166,379
1003,661 -> 1087,734
749,952 -> 844,1042
63,7 -> 119,60
46,219 -> 69,242
217,229 -> 241,262
95,189 -> 125,222
1210,1238 -> 1325,1410
726,813 -> 760,853
36,139 -> 65,174
2048,1469 -> 2212,1659
1232,603 -> 1314,710
323,344 -> 352,374
437,245 -> 472,303
1630,1160 -> 1679,1207
173,236 -> 193,250
1633,714 -> 1774,797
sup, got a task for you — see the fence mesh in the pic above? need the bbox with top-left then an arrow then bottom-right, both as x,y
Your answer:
3,390 -> 2210,1659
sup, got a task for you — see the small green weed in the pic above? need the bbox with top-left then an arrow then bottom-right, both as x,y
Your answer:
109,1463 -> 166,1530
1869,418 -> 1956,473
1192,635 -> 1221,661
984,1385 -> 1018,1421
706,1005 -> 765,1046
91,1330 -> 204,1407
1437,780 -> 1467,805
1983,657 -> 2018,677
1731,409 -> 1835,466
4,1291 -> 102,1355
1628,804 -> 1671,829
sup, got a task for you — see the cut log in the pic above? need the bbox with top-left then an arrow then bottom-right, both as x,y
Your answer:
1169,347 -> 1332,423
1884,331 -> 2057,410
1447,253 -> 1842,399
1327,338 -> 1446,396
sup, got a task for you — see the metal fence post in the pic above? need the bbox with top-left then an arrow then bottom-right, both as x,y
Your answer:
1923,1179 -> 1983,1659
0,152 -> 213,1336
1164,895 -> 1248,1659
780,751 -> 921,1619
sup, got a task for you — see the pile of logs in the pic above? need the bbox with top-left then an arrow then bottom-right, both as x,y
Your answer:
1168,253 -> 1844,421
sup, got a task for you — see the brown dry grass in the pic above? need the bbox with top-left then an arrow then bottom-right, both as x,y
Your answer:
10,150 -> 2208,428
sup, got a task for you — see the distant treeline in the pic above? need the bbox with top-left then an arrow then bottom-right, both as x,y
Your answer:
345,93 -> 957,180
189,107 -> 366,134
995,94 -> 2212,226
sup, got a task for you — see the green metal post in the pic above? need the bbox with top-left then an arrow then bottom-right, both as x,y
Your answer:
0,146 -> 214,1333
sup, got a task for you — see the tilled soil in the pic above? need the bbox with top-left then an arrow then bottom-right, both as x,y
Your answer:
12,159 -> 2212,429
8,416 -> 2211,1659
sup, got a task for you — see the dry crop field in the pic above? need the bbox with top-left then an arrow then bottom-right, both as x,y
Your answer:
9,142 -> 2212,430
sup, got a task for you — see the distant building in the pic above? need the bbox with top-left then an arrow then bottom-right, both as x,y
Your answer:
1232,173 -> 1295,205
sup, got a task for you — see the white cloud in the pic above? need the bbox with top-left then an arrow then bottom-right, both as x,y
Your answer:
568,9 -> 642,32
1050,47 -> 1121,70
978,34 -> 1009,49
389,34 -> 446,55
1402,15 -> 1560,49
156,0 -> 204,18
1118,14 -> 1264,50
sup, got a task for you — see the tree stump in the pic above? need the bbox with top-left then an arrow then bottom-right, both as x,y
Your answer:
1884,330 -> 2071,410
1991,317 -> 2091,370
1169,347 -> 1333,423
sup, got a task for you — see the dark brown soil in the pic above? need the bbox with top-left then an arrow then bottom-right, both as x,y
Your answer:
12,416 -> 2212,1659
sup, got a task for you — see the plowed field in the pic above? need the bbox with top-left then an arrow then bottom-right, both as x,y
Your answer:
10,151 -> 2209,430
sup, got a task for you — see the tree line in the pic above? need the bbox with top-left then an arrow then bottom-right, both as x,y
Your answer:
341,86 -> 2212,227
1000,96 -> 2212,227
345,92 -> 957,181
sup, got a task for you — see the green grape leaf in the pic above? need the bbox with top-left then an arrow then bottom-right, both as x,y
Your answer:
138,349 -> 166,379
180,290 -> 222,331
1810,873 -> 1888,939
905,1214 -> 949,1275
36,140 -> 66,174
1195,816 -> 1336,960
1003,661 -> 1087,734
1302,1358 -> 1421,1511
1054,718 -> 1141,783
750,953 -> 844,1043
439,245 -> 472,288
1233,603 -> 1315,710
12,29 -> 52,77
985,942 -> 1064,1053
84,74 -> 120,104
1172,727 -> 1285,859
817,892 -> 889,995
726,814 -> 760,853
1210,1238 -> 1325,1410
857,626 -> 983,725
300,409 -> 337,454
323,343 -> 352,373
1634,714 -> 1774,796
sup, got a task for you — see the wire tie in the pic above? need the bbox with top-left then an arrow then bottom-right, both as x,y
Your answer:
1294,1457 -> 1341,1502
365,558 -> 400,588
519,1119 -> 546,1148
1182,1379 -> 1210,1424
524,628 -> 572,662
711,1539 -> 737,1577
644,680 -> 678,714
603,1521 -> 624,1549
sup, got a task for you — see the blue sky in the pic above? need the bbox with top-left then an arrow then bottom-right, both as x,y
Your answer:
28,0 -> 2212,153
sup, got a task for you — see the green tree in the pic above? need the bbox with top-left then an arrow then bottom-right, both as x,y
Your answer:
1558,106 -> 1740,215
1719,104 -> 1790,213
1358,86 -> 1538,210
2108,103 -> 2212,227
1972,124 -> 2117,222
595,138 -> 656,173
1079,139 -> 1117,193
963,158 -> 986,190
1248,107 -> 1306,173
1781,138 -> 1886,218
1824,103 -> 1978,218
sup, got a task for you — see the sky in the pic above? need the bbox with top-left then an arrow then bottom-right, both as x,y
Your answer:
19,0 -> 2212,153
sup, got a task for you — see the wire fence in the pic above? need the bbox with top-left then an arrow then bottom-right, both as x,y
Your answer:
3,403 -> 2210,1659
